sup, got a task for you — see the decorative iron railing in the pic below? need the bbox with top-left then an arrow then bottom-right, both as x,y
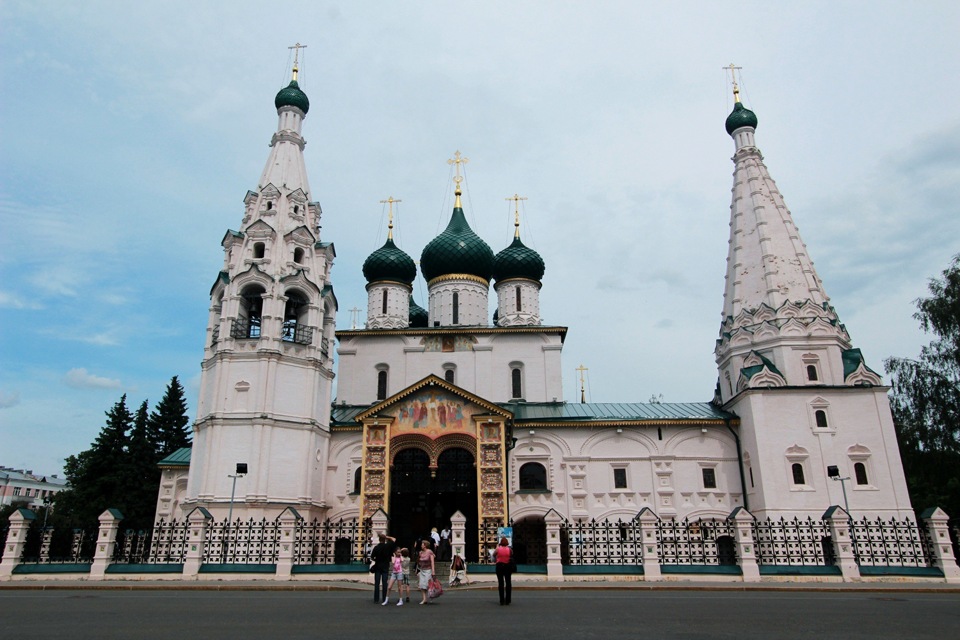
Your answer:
281,321 -> 314,345
205,518 -> 280,564
655,518 -> 737,566
231,316 -> 261,339
293,518 -> 369,565
565,518 -> 644,565
752,517 -> 833,566
850,516 -> 930,567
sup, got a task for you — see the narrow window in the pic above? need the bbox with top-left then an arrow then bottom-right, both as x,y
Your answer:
444,369 -> 455,384
613,467 -> 627,489
815,410 -> 829,428
702,468 -> 717,489
749,466 -> 755,488
293,205 -> 299,214
452,292 -> 459,325
353,467 -> 362,494
382,290 -> 388,315
266,201 -> 273,210
657,426 -> 662,441
806,365 -> 819,381
854,462 -> 869,486
376,370 -> 387,401
515,285 -> 522,311
294,247 -> 304,263
519,462 -> 548,491
791,463 -> 806,485
511,368 -> 522,399
253,242 -> 265,259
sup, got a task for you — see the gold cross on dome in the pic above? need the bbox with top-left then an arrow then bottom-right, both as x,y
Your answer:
447,151 -> 469,188
289,42 -> 308,80
505,194 -> 527,236
576,364 -> 588,404
723,63 -> 743,102
379,197 -> 402,239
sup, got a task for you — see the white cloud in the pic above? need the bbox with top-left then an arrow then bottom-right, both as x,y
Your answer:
63,368 -> 122,390
0,291 -> 42,310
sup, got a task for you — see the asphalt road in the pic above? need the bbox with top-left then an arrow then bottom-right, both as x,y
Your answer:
1,588 -> 958,639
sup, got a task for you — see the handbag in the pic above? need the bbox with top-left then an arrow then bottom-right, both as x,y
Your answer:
427,576 -> 444,599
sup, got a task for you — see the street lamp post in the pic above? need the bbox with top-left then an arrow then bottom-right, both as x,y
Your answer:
227,463 -> 248,524
827,465 -> 850,514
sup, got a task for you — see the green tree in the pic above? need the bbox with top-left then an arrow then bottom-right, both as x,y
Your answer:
124,400 -> 162,530
885,254 -> 960,518
56,394 -> 135,528
148,376 -> 191,458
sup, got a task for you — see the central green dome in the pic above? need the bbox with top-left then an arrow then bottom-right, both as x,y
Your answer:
275,80 -> 310,114
420,207 -> 494,282
725,101 -> 757,135
494,235 -> 545,282
363,237 -> 416,285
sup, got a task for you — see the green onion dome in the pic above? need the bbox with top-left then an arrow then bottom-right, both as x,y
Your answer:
420,207 -> 495,282
362,237 -> 416,285
275,80 -> 310,114
493,234 -> 545,282
408,295 -> 428,328
725,101 -> 757,135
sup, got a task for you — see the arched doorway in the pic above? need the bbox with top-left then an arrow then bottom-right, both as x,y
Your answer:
390,446 -> 478,560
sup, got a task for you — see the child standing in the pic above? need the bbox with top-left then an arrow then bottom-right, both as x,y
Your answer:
385,548 -> 406,606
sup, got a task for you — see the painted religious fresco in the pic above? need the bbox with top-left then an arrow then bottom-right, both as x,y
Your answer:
391,390 -> 478,439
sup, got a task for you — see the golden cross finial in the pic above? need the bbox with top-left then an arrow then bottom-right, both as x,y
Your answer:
575,364 -> 588,404
505,194 -> 527,238
447,151 -> 469,190
289,42 -> 308,80
349,306 -> 361,330
379,196 -> 401,240
724,63 -> 743,103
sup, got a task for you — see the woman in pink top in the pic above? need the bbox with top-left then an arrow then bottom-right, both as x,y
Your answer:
417,539 -> 436,604
494,537 -> 513,605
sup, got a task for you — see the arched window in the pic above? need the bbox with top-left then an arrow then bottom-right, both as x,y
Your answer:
382,290 -> 388,315
791,463 -> 806,486
376,369 -> 388,401
353,467 -> 362,494
444,369 -> 455,384
234,285 -> 265,339
806,364 -> 819,381
815,410 -> 829,428
282,291 -> 310,344
516,286 -> 522,311
511,367 -> 522,399
452,292 -> 459,325
266,201 -> 273,211
253,242 -> 265,259
518,462 -> 548,491
294,247 -> 304,263
854,462 -> 869,486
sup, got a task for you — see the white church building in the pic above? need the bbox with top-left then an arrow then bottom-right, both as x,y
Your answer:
154,63 -> 913,559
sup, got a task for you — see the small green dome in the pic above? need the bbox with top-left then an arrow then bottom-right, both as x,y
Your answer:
408,295 -> 428,328
725,101 -> 757,135
362,237 -> 416,285
493,235 -> 545,282
275,80 -> 310,114
420,207 -> 494,282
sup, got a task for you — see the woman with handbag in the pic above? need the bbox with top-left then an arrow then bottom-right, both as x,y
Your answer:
416,539 -> 436,604
494,537 -> 513,605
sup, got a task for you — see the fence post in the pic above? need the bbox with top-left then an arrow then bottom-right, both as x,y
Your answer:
450,510 -> 466,560
544,509 -> 564,580
0,508 -> 35,578
728,507 -> 760,582
636,507 -> 662,581
276,507 -> 302,579
184,507 -> 212,577
823,506 -> 860,582
90,509 -> 124,579
921,507 -> 960,583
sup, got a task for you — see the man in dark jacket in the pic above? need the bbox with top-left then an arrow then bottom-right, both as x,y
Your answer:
371,533 -> 397,604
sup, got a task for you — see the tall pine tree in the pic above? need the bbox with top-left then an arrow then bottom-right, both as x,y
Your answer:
124,400 -> 162,530
148,376 -> 192,458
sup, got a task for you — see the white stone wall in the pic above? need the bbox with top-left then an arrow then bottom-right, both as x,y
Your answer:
428,278 -> 489,327
366,282 -> 411,329
495,278 -> 542,326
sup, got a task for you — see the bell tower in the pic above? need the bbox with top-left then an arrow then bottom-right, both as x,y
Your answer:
182,49 -> 338,520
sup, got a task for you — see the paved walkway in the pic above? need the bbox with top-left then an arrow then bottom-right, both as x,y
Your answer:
2,578 -> 958,592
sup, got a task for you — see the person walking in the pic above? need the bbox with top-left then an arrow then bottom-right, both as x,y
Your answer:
494,536 -> 513,605
371,533 -> 396,605
417,538 -> 436,604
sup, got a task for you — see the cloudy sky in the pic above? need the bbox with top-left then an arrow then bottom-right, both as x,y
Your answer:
2,1 -> 959,475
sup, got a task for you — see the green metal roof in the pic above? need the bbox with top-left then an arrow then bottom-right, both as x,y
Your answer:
420,207 -> 494,281
408,295 -> 428,327
493,234 -> 545,282
275,79 -> 310,114
158,447 -> 192,467
725,101 -> 758,135
363,237 -> 417,285
501,402 -> 733,423
842,348 -> 879,380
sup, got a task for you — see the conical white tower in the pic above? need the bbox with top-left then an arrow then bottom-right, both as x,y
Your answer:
179,58 -> 338,521
716,79 -> 911,519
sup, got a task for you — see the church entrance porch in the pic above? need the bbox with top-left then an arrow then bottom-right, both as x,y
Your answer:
389,446 -> 479,560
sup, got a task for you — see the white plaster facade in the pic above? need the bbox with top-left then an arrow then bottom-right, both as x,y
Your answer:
159,75 -> 913,535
